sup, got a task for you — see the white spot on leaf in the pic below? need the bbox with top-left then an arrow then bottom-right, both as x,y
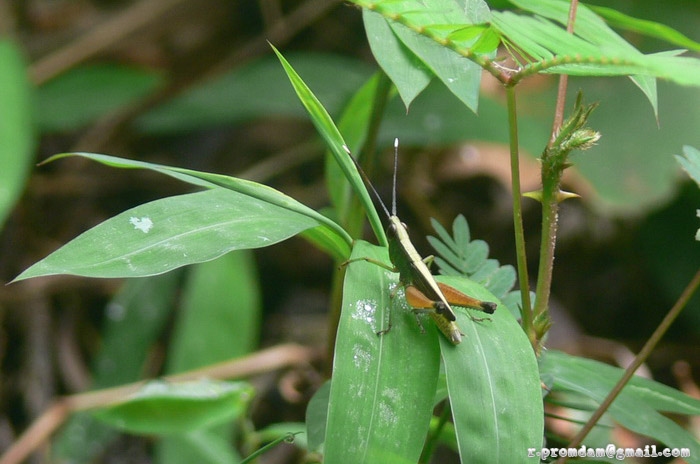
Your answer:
129,216 -> 153,233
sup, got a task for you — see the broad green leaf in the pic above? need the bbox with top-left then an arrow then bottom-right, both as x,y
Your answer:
386,0 -> 492,113
93,379 -> 253,435
54,273 -> 180,461
136,53 -> 373,133
0,39 -> 34,229
589,5 -> 700,53
353,0 -> 700,87
37,64 -> 162,132
494,0 -> 700,87
325,241 -> 440,463
14,188 -> 320,280
272,46 -> 387,247
40,151 -> 352,257
541,351 -> 700,456
438,276 -> 543,463
363,9 -> 432,109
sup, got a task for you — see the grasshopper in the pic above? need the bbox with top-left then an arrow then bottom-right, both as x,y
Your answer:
343,139 -> 496,344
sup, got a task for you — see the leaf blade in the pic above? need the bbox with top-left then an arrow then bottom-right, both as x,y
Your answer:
14,188 -> 320,280
325,240 -> 440,463
439,276 -> 543,463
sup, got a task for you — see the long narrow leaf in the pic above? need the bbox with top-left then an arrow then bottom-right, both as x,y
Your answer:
439,276 -> 543,463
588,5 -> 700,53
325,241 -> 440,463
363,9 -> 432,110
271,45 -> 387,247
13,188 -> 320,280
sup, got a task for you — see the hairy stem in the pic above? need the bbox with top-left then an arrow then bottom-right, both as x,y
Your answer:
533,0 -> 580,349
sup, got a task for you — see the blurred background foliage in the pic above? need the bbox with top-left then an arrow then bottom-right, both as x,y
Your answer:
0,0 -> 698,462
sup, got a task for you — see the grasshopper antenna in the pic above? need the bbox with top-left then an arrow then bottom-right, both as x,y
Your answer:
342,144 -> 392,220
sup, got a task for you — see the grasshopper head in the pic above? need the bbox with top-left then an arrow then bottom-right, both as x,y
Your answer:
386,216 -> 408,240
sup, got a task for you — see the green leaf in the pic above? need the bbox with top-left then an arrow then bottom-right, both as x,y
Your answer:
493,0 -> 700,88
589,5 -> 700,53
39,151 -> 352,257
54,273 -> 181,461
361,0 -> 493,112
93,379 -> 253,435
325,241 -> 440,463
0,39 -> 34,229
325,240 -> 541,462
428,215 -> 516,299
438,276 -> 543,463
272,45 -> 387,247
363,9 -> 432,109
14,188 -> 320,280
386,0 -> 491,113
541,351 -> 700,455
37,64 -> 162,132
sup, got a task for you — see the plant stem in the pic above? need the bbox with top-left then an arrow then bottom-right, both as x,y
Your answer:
549,0 -> 578,146
556,268 -> 700,464
532,0 -> 580,349
532,163 -> 560,339
505,85 -> 533,341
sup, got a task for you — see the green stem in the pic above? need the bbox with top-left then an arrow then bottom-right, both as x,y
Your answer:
533,164 -> 560,342
532,0 -> 578,350
505,86 -> 533,340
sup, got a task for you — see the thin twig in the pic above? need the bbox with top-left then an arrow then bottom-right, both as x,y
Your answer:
556,268 -> 700,464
